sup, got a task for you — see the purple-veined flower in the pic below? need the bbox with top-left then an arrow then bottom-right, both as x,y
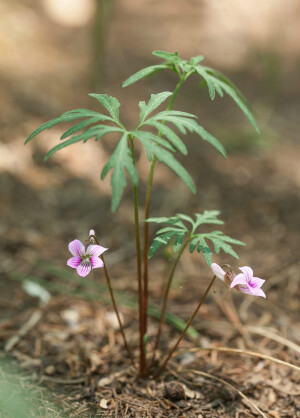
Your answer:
211,263 -> 266,298
67,239 -> 107,277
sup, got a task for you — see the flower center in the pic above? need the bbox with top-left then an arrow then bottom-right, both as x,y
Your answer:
81,255 -> 91,265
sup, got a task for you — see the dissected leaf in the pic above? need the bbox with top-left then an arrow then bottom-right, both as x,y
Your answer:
101,133 -> 138,212
152,50 -> 179,62
25,109 -> 110,144
89,93 -> 121,122
146,121 -> 187,154
148,212 -> 244,265
122,64 -> 169,87
193,66 -> 216,100
139,92 -> 173,123
60,116 -> 103,140
149,113 -> 227,158
148,231 -> 178,259
132,130 -> 175,153
44,126 -> 123,160
135,134 -> 196,193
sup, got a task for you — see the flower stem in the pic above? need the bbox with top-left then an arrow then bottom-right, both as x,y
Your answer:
151,239 -> 190,362
90,234 -> 135,367
152,274 -> 217,379
101,254 -> 135,367
142,76 -> 185,352
128,135 -> 145,377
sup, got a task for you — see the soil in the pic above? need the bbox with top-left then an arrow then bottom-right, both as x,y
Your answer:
0,1 -> 299,417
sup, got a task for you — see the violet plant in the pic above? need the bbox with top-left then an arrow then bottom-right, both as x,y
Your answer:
25,51 -> 266,378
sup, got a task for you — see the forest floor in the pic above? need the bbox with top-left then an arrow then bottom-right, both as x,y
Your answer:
0,1 -> 300,416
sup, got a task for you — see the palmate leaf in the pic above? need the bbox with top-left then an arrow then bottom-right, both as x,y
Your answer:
202,67 -> 260,133
193,66 -> 216,100
146,121 -> 187,154
147,212 -> 244,264
147,112 -> 227,158
122,64 -> 169,87
45,126 -> 123,160
122,50 -> 259,134
132,131 -> 196,194
189,231 -> 245,266
25,109 -> 114,144
89,94 -> 121,122
139,92 -> 172,123
101,133 -> 138,212
148,230 -> 179,259
152,51 -> 180,62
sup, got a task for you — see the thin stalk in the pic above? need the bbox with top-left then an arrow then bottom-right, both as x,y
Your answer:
128,135 -> 145,376
152,274 -> 217,379
152,239 -> 190,360
90,234 -> 135,367
102,255 -> 135,367
142,76 -> 185,345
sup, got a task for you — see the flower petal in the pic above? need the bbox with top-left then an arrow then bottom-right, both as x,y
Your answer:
86,244 -> 107,257
211,263 -> 226,281
250,277 -> 265,288
236,286 -> 253,295
67,256 -> 82,269
90,256 -> 104,269
68,240 -> 85,257
239,266 -> 253,281
249,287 -> 266,298
76,262 -> 92,277
231,273 -> 247,288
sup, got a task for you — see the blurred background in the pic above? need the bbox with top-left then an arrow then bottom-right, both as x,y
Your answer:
0,0 -> 299,415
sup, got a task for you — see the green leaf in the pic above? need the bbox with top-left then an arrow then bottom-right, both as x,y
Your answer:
89,93 -> 121,122
132,131 -> 175,153
214,80 -> 259,133
122,64 -> 168,87
193,66 -> 216,100
197,237 -> 213,265
150,110 -> 198,119
156,226 -> 187,235
25,109 -> 104,144
152,50 -> 179,62
135,135 -> 196,193
173,231 -> 185,253
147,121 -> 187,154
101,133 -> 138,212
150,114 -> 227,158
189,237 -> 198,253
190,55 -> 205,65
139,92 -> 173,123
145,216 -> 184,226
203,69 -> 259,134
44,125 -> 121,160
60,116 -> 114,139
193,211 -> 224,229
148,231 -> 177,259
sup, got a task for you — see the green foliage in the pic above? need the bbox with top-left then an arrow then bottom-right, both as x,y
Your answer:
142,108 -> 227,158
139,91 -> 173,123
132,130 -> 196,194
122,64 -> 170,87
101,133 -> 138,212
123,50 -> 259,133
146,211 -> 245,265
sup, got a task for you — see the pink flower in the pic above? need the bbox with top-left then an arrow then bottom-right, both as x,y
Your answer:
211,263 -> 266,298
67,239 -> 107,277
231,266 -> 266,298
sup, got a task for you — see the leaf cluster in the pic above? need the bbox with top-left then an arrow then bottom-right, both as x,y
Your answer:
25,92 -> 226,212
123,50 -> 259,133
146,211 -> 245,265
